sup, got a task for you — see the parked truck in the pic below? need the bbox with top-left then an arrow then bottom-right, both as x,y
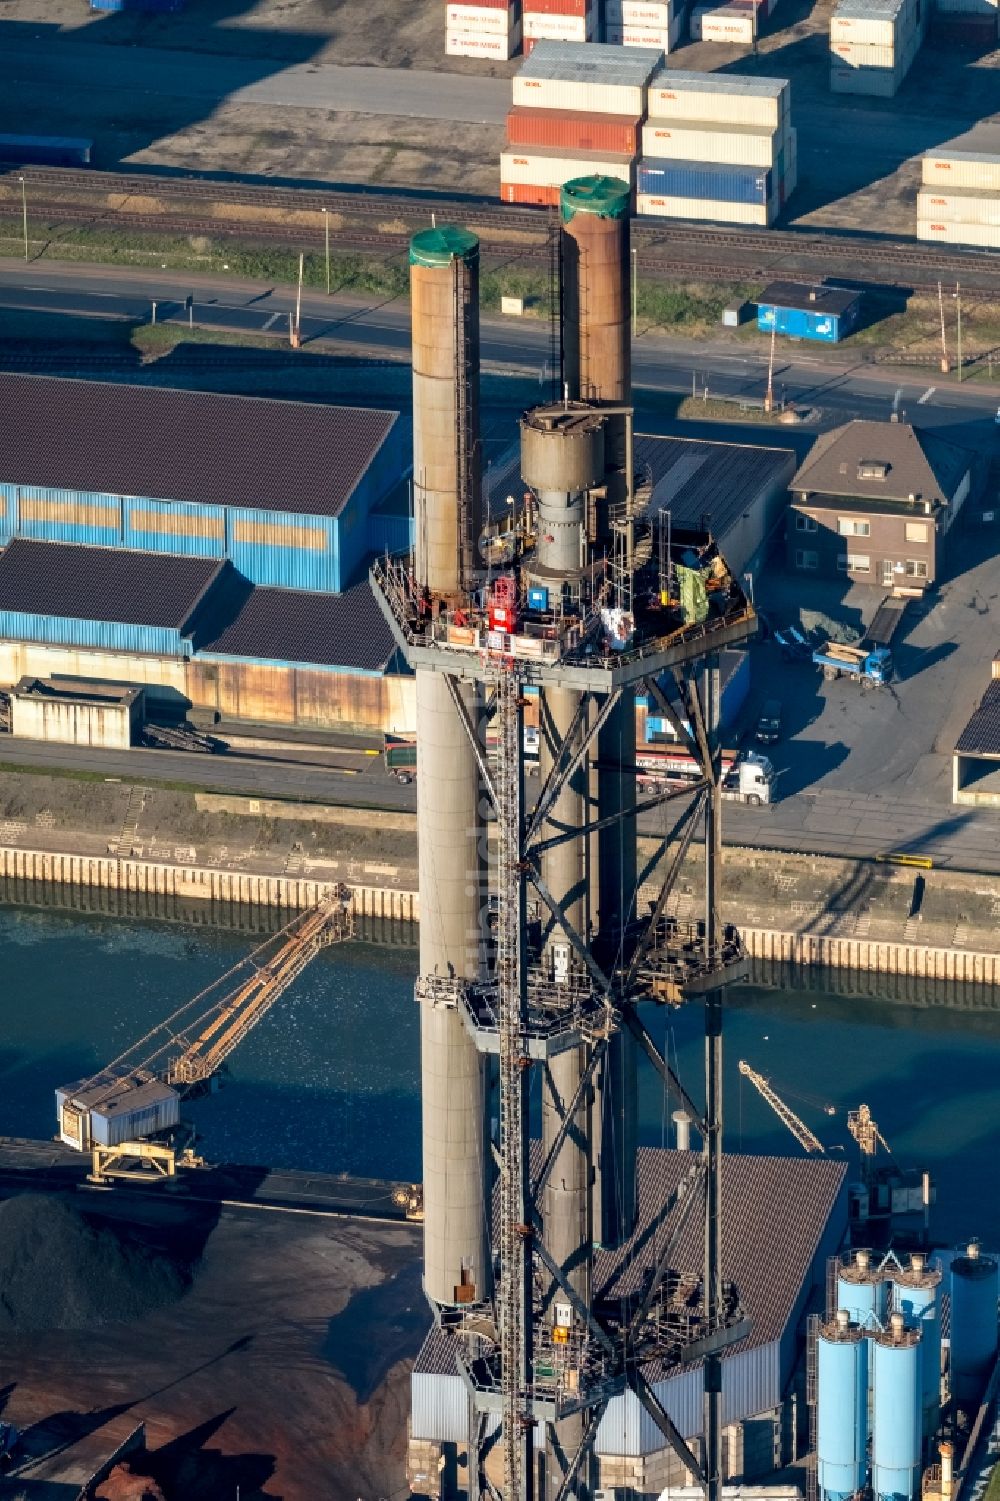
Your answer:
812,640 -> 893,687
638,745 -> 774,805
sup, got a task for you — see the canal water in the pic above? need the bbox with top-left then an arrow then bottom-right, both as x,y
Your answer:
1,899 -> 998,1245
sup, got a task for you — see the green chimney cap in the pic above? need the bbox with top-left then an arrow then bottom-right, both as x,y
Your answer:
561,176 -> 631,223
409,225 -> 480,267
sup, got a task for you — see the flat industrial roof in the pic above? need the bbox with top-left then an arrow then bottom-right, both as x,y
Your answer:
636,433 -> 795,540
0,539 -> 225,629
61,1072 -> 178,1119
0,373 -> 401,520
12,675 -> 143,706
956,680 -> 1000,758
199,579 -> 401,673
649,68 -> 789,99
758,281 -> 861,315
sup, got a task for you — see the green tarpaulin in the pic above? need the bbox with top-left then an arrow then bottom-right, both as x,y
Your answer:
677,565 -> 709,625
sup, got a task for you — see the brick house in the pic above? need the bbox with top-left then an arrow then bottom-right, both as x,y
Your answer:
786,419 -> 978,591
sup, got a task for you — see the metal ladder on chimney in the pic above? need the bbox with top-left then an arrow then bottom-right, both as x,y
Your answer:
495,665 -> 532,1501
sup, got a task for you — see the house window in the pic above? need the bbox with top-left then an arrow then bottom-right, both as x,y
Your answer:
837,554 -> 871,573
838,518 -> 871,537
905,559 -> 929,578
795,549 -> 819,570
795,513 -> 818,532
905,521 -> 928,543
857,461 -> 889,480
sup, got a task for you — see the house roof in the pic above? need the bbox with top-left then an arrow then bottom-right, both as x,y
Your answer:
198,578 -> 401,673
791,420 -> 971,508
955,680 -> 1000,758
415,1147 -> 846,1379
0,538 -> 226,630
0,373 -> 401,519
758,281 -> 861,316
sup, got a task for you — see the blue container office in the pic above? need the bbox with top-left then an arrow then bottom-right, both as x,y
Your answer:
757,281 -> 862,344
817,1315 -> 869,1501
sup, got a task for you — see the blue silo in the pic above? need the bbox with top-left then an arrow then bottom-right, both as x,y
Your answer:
893,1252 -> 942,1439
950,1242 -> 1000,1405
817,1310 -> 869,1501
872,1313 -> 923,1501
838,1248 -> 887,1327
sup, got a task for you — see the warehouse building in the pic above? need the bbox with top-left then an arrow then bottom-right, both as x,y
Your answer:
953,672 -> 1000,807
410,1150 -> 847,1496
0,374 -> 410,593
787,419 -> 979,589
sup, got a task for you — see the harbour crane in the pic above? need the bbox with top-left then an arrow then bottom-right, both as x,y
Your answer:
738,1058 -> 826,1155
846,1102 -> 893,1184
56,888 -> 353,1184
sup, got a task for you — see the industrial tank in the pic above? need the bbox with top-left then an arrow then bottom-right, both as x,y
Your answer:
892,1252 -> 942,1438
838,1248 -> 888,1327
817,1309 -> 869,1501
950,1241 -> 1000,1405
872,1312 -> 922,1501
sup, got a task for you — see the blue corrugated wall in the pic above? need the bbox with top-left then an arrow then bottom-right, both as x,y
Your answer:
0,608 -> 188,656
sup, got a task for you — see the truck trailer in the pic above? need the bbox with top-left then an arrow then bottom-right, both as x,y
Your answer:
812,640 -> 893,687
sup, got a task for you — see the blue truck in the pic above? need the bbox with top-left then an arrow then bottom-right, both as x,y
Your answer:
813,640 -> 893,687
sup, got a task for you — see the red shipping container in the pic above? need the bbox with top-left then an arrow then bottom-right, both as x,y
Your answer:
445,0 -> 517,10
500,181 -> 561,205
506,105 -> 640,155
521,0 -> 589,12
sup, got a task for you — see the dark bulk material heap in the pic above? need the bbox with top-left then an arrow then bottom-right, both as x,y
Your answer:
0,1195 -> 189,1330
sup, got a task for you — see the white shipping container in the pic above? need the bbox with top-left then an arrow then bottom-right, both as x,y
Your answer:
695,7 -> 758,38
829,61 -> 902,91
500,145 -> 634,187
636,192 -> 773,224
447,24 -> 522,52
641,118 -> 778,167
513,75 -> 647,114
922,154 -> 1000,191
605,0 -> 678,20
447,3 -> 520,31
523,9 -> 594,38
917,187 -> 1000,223
647,79 -> 787,128
606,15 -> 684,44
830,12 -> 902,42
916,217 -> 1000,246
830,38 -> 903,61
512,42 -> 660,117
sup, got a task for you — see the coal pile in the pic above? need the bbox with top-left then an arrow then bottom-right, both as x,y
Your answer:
0,1195 -> 188,1331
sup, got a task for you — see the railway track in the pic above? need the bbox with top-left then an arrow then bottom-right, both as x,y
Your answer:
2,163 -> 1000,292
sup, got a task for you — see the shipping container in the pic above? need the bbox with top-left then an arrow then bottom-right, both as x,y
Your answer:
605,16 -> 685,43
917,187 -> 1000,223
447,3 -> 521,31
605,0 -> 680,19
447,23 -> 522,52
506,105 -> 641,153
636,192 -> 773,224
0,134 -> 93,167
520,0 -> 588,13
922,150 -> 1000,191
512,40 -> 662,116
929,10 -> 997,42
830,60 -> 903,90
757,301 -> 854,342
641,118 -> 779,167
637,155 -> 771,203
500,180 -> 563,203
646,68 -> 788,126
500,144 -> 634,187
916,217 -> 1000,246
524,9 -> 595,40
91,0 -> 183,10
831,38 -> 904,61
694,7 -> 757,39
933,0 -> 997,14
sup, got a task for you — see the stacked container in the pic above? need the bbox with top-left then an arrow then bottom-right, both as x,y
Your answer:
501,41 -> 661,204
930,0 -> 997,48
689,0 -> 774,43
446,0 -> 522,59
917,130 -> 1000,248
636,69 -> 794,226
829,0 -> 926,96
522,0 -> 594,53
605,0 -> 688,51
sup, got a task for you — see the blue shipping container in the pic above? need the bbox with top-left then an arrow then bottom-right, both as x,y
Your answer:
637,158 -> 771,207
0,134 -> 92,167
757,303 -> 843,343
91,0 -> 184,11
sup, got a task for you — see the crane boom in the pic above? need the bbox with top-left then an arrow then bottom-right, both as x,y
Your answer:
738,1059 -> 826,1154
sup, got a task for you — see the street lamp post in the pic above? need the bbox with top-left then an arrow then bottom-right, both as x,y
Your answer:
955,283 -> 963,382
631,246 -> 637,338
18,176 -> 28,262
322,208 -> 330,296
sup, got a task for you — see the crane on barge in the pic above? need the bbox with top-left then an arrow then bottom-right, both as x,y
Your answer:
56,888 -> 353,1184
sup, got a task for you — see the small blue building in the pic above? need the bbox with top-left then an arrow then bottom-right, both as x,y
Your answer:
756,281 -> 862,344
0,374 -> 410,594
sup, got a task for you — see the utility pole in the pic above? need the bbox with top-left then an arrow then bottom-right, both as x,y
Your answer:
290,251 -> 304,349
955,282 -> 963,382
322,207 -> 331,296
938,281 -> 949,375
631,246 -> 638,339
764,324 -> 776,414
18,176 -> 28,262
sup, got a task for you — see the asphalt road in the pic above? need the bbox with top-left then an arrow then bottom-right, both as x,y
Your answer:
2,259 -> 998,437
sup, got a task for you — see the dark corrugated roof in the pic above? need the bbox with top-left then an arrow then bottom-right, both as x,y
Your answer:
636,434 -> 795,541
0,538 -> 225,629
414,1148 -> 845,1376
792,420 -> 971,508
199,579 -> 400,673
0,373 -> 400,519
955,680 -> 1000,756
759,281 -> 861,316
